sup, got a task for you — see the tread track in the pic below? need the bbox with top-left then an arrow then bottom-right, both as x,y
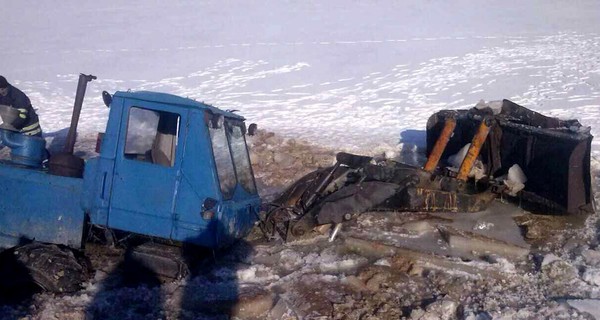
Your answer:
0,242 -> 91,293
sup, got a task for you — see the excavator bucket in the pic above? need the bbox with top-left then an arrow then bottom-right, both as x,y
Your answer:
427,100 -> 594,215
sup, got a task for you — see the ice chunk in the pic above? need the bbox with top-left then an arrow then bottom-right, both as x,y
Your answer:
504,164 -> 527,196
470,160 -> 487,181
374,258 -> 392,267
488,100 -> 503,114
446,143 -> 486,180
569,125 -> 591,134
566,299 -> 600,319
448,143 -> 470,168
541,253 -> 561,267
507,164 -> 527,184
473,99 -> 502,114
439,225 -> 530,260
474,99 -> 488,110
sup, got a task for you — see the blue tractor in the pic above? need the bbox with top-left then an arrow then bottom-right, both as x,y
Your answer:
0,74 -> 261,292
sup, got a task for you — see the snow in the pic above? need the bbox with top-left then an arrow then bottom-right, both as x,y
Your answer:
1,0 -> 600,319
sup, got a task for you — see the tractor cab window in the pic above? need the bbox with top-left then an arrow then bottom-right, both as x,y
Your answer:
208,114 -> 237,199
124,107 -> 180,167
226,121 -> 257,194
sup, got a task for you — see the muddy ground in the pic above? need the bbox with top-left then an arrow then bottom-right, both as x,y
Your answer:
0,130 -> 599,320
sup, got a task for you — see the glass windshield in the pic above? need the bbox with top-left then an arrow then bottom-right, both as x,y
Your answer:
208,115 -> 236,199
227,121 -> 257,194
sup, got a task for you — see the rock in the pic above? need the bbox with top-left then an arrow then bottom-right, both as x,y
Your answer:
411,298 -> 459,320
410,308 -> 426,319
56,311 -> 85,320
390,255 -> 415,274
313,153 -> 336,166
408,264 -> 425,277
541,254 -> 562,267
277,249 -> 304,272
542,257 -> 578,282
93,270 -> 109,282
231,289 -> 277,319
582,267 -> 600,286
273,153 -> 297,168
365,272 -> 389,291
562,238 -> 581,252
263,134 -> 280,146
285,138 -> 297,146
249,152 -> 261,167
582,249 -> 600,267
267,297 -> 299,320
342,275 -> 370,292
513,214 -> 586,241
463,311 -> 493,320
426,299 -> 459,320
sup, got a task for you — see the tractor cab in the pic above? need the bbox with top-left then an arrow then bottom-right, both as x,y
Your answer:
85,91 -> 260,248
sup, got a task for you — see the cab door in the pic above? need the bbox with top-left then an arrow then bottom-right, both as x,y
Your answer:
107,103 -> 184,239
206,116 -> 260,246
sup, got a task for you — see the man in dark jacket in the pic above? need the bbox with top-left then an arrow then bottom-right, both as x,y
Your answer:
0,76 -> 42,136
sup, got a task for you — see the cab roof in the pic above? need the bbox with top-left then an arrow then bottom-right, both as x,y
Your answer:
113,90 -> 245,120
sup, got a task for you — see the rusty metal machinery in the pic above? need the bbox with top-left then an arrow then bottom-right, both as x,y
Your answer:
427,99 -> 594,215
260,100 -> 594,242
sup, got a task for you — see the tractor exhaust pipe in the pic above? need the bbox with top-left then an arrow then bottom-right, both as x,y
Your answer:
48,73 -> 96,178
64,74 -> 96,154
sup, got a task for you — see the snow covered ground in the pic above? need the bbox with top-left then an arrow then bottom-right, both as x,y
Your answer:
1,0 -> 599,155
1,1 -> 600,319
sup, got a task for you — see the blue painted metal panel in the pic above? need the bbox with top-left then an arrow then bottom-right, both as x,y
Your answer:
85,95 -> 124,226
108,161 -> 178,238
83,157 -> 114,226
106,99 -> 184,239
0,129 -> 47,168
172,110 -> 223,247
217,187 -> 260,248
0,165 -> 84,249
172,110 -> 260,248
